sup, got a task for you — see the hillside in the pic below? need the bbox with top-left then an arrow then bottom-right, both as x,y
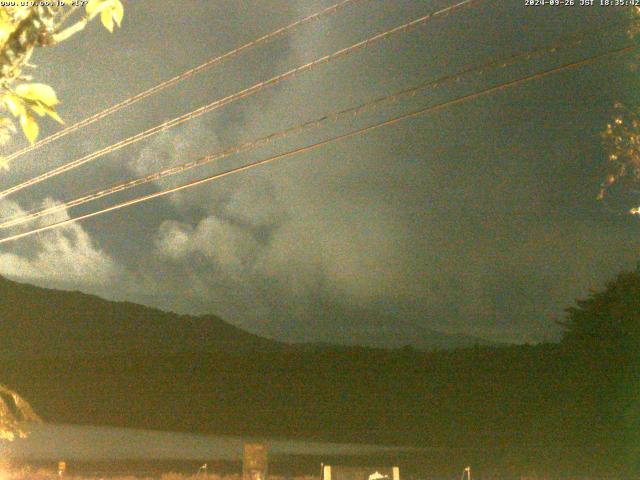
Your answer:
0,276 -> 282,355
0,275 -> 493,354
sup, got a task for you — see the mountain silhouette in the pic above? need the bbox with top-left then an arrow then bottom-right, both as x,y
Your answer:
0,275 -> 280,356
0,275 -> 494,355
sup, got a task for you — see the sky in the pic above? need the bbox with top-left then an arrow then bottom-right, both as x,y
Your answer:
0,0 -> 637,345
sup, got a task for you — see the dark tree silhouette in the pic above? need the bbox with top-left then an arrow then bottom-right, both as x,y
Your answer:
560,266 -> 640,474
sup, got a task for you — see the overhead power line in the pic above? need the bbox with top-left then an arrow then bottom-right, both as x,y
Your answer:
0,20 -> 624,231
0,0 -> 481,200
0,42 -> 636,246
2,0 -> 359,166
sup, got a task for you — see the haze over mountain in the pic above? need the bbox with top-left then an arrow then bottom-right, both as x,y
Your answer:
0,275 -> 495,355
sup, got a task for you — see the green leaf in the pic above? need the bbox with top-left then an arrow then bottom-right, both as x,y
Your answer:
23,99 -> 64,127
112,0 -> 124,27
100,7 -> 114,33
86,0 -> 111,20
15,83 -> 59,107
44,107 -> 64,125
32,102 -> 64,124
19,113 -> 38,144
87,0 -> 124,32
29,103 -> 46,117
4,94 -> 25,118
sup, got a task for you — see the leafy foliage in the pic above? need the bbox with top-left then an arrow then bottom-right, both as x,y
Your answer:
0,383 -> 40,441
629,6 -> 640,39
562,268 -> 640,350
560,267 -> 640,474
86,0 -> 124,33
598,103 -> 640,205
0,1 -> 124,155
598,7 -> 640,212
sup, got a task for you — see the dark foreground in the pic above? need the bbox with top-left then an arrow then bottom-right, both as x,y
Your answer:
1,268 -> 639,478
